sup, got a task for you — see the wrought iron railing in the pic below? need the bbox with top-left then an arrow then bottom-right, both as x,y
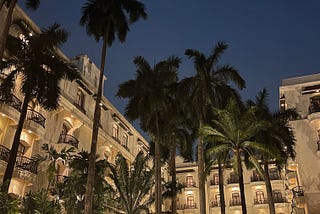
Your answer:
227,176 -> 239,184
183,182 -> 196,187
177,203 -> 197,210
0,145 -> 10,162
230,199 -> 241,206
210,179 -> 219,185
254,198 -> 268,204
26,109 -> 45,128
273,196 -> 287,203
58,134 -> 79,148
0,94 -> 22,111
211,201 -> 220,207
251,175 -> 264,182
15,156 -> 39,174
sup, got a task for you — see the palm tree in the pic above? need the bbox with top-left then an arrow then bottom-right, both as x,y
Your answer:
117,55 -> 181,214
0,22 -> 80,193
0,183 -> 20,214
247,89 -> 296,214
0,0 -> 40,65
79,1 -> 147,212
201,99 -> 278,214
106,152 -> 154,214
179,42 -> 245,214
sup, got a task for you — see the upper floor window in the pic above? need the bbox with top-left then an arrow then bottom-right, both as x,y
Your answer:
122,133 -> 128,147
186,195 -> 195,208
76,89 -> 85,108
17,142 -> 26,156
256,190 -> 264,199
186,176 -> 194,187
112,124 -> 119,139
212,173 -> 219,185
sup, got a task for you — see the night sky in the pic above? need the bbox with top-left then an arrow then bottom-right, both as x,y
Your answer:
20,0 -> 320,138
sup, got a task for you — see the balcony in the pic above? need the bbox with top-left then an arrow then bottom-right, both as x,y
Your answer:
273,196 -> 287,203
0,95 -> 21,112
210,179 -> 219,186
210,201 -> 220,207
269,172 -> 281,180
0,145 -> 39,174
230,199 -> 241,206
251,175 -> 264,182
58,134 -> 79,148
177,204 -> 197,210
26,109 -> 45,128
227,176 -> 239,184
0,145 -> 10,162
254,198 -> 268,204
184,181 -> 196,188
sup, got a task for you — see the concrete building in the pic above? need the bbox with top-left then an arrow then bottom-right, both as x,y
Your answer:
0,5 -> 149,199
280,73 -> 320,214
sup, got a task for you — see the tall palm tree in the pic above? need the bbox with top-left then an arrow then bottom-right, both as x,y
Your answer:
117,56 -> 181,214
79,2 -> 147,212
0,22 -> 80,193
201,99 -> 278,214
247,89 -> 296,214
0,0 -> 40,65
179,42 -> 245,214
106,152 -> 154,214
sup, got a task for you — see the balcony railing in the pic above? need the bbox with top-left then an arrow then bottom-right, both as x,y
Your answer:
0,145 -> 10,162
26,109 -> 45,128
292,186 -> 304,197
177,204 -> 197,210
269,172 -> 280,180
251,175 -> 264,182
227,176 -> 239,184
273,196 -> 287,203
254,198 -> 268,204
0,95 -> 21,111
58,134 -> 79,148
184,182 -> 196,187
211,201 -> 220,207
210,179 -> 219,186
15,156 -> 39,174
230,199 -> 241,206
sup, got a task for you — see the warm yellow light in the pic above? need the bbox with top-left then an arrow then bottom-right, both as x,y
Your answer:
186,191 -> 193,195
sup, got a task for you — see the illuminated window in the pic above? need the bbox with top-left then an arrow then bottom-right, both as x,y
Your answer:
213,173 -> 219,185
256,190 -> 264,200
186,176 -> 194,187
186,195 -> 195,208
17,143 -> 25,156
122,133 -> 128,147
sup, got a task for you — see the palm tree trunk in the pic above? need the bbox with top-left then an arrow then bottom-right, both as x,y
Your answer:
154,113 -> 162,214
198,120 -> 206,214
2,93 -> 29,193
263,161 -> 276,214
84,39 -> 107,214
0,0 -> 6,12
0,0 -> 16,66
236,150 -> 247,214
218,158 -> 225,214
170,144 -> 177,214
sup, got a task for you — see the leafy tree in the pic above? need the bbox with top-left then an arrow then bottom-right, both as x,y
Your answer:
0,22 -> 80,192
106,152 -> 154,214
0,0 -> 41,65
179,42 -> 245,214
0,183 -> 20,214
247,89 -> 296,214
21,189 -> 61,214
117,56 -> 180,213
79,1 -> 147,212
54,151 -> 112,214
201,99 -> 276,214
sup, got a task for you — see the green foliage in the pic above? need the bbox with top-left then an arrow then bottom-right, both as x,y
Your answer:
21,189 -> 61,214
0,185 -> 20,214
106,152 -> 154,214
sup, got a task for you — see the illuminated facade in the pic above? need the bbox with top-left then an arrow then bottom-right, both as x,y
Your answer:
0,5 -> 149,198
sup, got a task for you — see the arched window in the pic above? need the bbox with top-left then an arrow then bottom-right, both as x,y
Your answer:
76,89 -> 85,108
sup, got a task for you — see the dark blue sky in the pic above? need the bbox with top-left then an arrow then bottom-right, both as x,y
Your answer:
21,0 -> 320,136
